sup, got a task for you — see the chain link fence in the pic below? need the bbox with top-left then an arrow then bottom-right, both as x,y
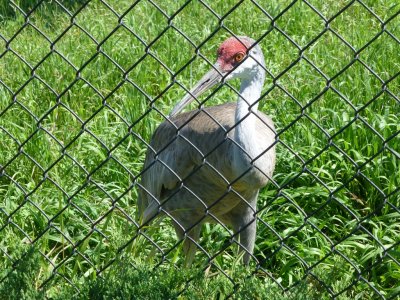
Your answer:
0,0 -> 399,299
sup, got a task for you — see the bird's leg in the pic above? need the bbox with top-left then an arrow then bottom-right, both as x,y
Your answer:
183,226 -> 202,267
237,214 -> 257,265
173,222 -> 202,267
232,192 -> 258,265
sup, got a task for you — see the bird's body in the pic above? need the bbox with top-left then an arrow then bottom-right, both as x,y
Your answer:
138,36 -> 276,265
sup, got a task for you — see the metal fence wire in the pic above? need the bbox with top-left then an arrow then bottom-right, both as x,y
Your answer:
0,0 -> 399,299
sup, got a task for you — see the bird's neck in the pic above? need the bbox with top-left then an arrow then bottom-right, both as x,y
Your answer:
234,69 -> 264,153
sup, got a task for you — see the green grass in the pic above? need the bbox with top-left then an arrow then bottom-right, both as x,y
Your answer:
0,0 -> 399,299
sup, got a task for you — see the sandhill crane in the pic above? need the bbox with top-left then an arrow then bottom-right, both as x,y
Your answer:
137,36 -> 276,266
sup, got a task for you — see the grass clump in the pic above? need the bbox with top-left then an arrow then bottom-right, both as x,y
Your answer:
0,247 -> 44,300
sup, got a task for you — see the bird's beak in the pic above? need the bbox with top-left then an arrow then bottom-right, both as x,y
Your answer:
169,64 -> 223,117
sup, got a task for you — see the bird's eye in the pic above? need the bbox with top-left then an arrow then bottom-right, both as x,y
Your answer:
234,52 -> 245,62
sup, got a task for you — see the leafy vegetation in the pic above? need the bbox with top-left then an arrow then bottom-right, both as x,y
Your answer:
0,0 -> 399,299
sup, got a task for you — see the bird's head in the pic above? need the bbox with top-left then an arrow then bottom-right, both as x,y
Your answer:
169,36 -> 265,117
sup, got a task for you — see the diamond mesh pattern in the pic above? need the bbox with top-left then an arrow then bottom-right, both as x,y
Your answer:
0,0 -> 399,298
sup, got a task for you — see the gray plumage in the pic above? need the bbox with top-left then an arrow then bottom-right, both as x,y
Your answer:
137,36 -> 276,265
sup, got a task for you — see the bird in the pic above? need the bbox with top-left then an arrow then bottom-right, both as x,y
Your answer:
137,36 -> 276,266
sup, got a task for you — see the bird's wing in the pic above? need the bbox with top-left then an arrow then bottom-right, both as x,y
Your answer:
137,121 -> 193,217
137,103 -> 237,217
